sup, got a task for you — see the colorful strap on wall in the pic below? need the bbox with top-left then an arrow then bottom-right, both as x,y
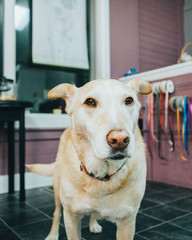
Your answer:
157,92 -> 167,160
153,80 -> 174,160
165,89 -> 169,132
176,98 -> 187,161
183,96 -> 189,154
169,95 -> 191,159
188,97 -> 192,133
145,79 -> 191,163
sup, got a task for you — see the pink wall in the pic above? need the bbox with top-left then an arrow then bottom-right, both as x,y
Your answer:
0,129 -> 63,175
138,0 -> 184,72
110,0 -> 139,79
110,0 -> 184,78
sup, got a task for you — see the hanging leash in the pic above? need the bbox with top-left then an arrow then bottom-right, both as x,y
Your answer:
157,92 -> 167,160
168,97 -> 177,152
183,97 -> 190,155
169,104 -> 175,152
176,97 -> 187,161
165,89 -> 169,132
188,97 -> 192,133
144,95 -> 148,145
160,90 -> 164,130
145,95 -> 153,158
164,89 -> 174,152
150,93 -> 158,143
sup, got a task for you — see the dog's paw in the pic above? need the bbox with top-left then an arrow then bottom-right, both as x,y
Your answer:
89,221 -> 102,233
45,235 -> 59,240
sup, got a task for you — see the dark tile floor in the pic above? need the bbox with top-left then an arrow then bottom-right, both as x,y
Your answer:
0,181 -> 192,239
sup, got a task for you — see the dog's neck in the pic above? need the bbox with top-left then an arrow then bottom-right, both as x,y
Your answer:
79,147 -> 130,181
80,158 -> 128,181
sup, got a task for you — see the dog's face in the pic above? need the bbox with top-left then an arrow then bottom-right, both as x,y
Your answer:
48,79 -> 152,161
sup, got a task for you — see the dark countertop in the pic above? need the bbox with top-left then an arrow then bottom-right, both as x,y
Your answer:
0,100 -> 33,108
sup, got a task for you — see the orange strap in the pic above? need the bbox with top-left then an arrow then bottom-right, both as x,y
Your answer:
176,106 -> 187,161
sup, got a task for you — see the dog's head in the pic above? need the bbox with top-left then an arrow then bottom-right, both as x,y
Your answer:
48,79 -> 152,161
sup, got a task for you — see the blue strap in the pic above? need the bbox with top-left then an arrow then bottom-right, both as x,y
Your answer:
183,97 -> 189,154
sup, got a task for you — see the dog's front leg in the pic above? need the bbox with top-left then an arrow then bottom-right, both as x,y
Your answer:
116,217 -> 136,240
63,207 -> 81,240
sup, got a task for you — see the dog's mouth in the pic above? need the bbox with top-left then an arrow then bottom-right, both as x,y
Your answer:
110,153 -> 126,160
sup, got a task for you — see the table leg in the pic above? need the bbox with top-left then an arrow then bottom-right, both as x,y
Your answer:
8,122 -> 15,194
19,112 -> 25,201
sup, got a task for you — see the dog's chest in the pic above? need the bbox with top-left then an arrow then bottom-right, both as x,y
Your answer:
74,195 -> 135,220
98,203 -> 135,221
62,185 -> 136,221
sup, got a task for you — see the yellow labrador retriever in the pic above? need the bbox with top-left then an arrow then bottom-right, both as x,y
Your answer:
28,78 -> 152,240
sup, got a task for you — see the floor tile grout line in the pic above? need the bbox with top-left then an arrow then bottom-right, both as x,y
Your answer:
168,221 -> 192,233
140,203 -> 162,212
0,217 -> 23,240
166,211 -> 192,222
144,193 -> 192,205
136,233 -> 150,240
141,207 -> 186,223
145,187 -> 192,196
145,186 -> 177,193
145,184 -> 192,192
42,188 -> 55,197
24,201 -> 65,227
137,210 -> 192,235
24,201 -> 54,220
15,194 -> 54,216
0,201 -> 55,232
14,195 -> 60,228
162,191 -> 192,197
141,199 -> 189,214
136,221 -> 165,235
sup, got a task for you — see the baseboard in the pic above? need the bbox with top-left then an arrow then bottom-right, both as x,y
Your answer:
0,172 -> 53,194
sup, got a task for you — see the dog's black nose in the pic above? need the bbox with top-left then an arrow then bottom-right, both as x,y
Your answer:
107,130 -> 129,149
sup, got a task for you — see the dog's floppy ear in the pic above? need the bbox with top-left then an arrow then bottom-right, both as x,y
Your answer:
127,78 -> 152,95
48,83 -> 77,115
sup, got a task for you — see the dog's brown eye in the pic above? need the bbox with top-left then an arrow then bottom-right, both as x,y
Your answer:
84,98 -> 97,107
125,97 -> 134,105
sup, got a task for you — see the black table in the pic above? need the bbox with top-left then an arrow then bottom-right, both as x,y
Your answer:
0,101 -> 32,201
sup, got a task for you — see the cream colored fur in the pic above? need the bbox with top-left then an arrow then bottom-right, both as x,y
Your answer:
27,78 -> 152,240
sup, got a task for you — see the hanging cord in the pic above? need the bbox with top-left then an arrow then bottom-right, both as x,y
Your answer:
144,96 -> 148,145
168,107 -> 175,152
165,89 -> 169,132
157,92 -> 167,160
168,96 -> 177,153
160,90 -> 164,130
183,97 -> 190,155
146,95 -> 153,158
164,89 -> 175,152
188,98 -> 192,153
188,98 -> 192,133
150,93 -> 158,143
176,100 -> 187,161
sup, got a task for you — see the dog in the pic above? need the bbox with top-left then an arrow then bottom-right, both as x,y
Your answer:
27,78 -> 152,240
